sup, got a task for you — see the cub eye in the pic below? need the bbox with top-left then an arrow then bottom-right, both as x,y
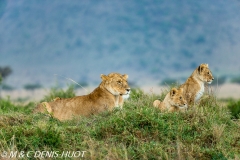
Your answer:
179,96 -> 182,100
207,72 -> 210,74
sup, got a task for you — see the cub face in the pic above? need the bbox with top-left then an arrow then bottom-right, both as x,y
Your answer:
197,64 -> 214,84
101,73 -> 131,96
169,88 -> 187,108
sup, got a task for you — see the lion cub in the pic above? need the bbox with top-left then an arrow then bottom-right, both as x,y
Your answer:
34,73 -> 131,121
179,63 -> 214,105
153,88 -> 188,112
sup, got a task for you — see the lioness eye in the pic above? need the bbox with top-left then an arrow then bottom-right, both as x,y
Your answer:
180,97 -> 182,100
117,81 -> 122,84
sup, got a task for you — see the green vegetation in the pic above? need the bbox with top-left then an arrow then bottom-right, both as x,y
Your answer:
159,78 -> 180,86
0,87 -> 239,159
42,85 -> 76,102
228,99 -> 240,119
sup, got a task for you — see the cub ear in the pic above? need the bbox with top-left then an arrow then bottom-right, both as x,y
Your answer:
170,88 -> 177,97
122,74 -> 128,80
198,65 -> 203,73
198,63 -> 208,73
100,74 -> 108,81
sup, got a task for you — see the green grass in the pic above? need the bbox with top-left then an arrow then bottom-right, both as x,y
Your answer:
0,87 -> 239,159
42,84 -> 76,102
227,99 -> 240,119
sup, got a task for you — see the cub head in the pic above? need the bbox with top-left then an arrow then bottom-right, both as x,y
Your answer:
169,88 -> 187,108
197,63 -> 214,84
100,73 -> 131,96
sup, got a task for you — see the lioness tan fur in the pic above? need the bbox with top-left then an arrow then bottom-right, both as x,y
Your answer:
179,63 -> 214,105
34,73 -> 131,121
153,88 -> 188,112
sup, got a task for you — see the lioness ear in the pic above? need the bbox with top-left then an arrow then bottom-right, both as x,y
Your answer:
100,74 -> 108,81
122,74 -> 128,80
170,88 -> 177,97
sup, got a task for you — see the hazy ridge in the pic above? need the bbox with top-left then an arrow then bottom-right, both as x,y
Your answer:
0,0 -> 240,88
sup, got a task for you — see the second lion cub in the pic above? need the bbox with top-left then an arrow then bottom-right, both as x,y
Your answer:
153,88 -> 188,112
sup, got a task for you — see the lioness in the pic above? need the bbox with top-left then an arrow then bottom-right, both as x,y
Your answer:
34,73 -> 131,121
179,63 -> 214,105
153,88 -> 188,112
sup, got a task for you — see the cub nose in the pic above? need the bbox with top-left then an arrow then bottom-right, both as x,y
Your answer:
126,88 -> 131,92
212,77 -> 214,80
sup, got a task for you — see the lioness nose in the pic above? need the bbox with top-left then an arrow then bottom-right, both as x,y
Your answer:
126,88 -> 131,92
212,78 -> 214,80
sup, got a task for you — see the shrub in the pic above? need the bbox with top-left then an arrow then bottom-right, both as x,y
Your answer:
2,84 -> 14,91
23,83 -> 42,91
227,99 -> 240,119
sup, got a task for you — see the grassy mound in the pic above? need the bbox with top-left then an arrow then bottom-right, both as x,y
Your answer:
0,88 -> 239,159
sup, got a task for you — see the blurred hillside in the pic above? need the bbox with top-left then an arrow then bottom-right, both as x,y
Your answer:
0,0 -> 240,88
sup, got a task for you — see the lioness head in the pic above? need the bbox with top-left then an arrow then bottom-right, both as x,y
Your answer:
197,63 -> 214,84
169,88 -> 187,108
100,73 -> 131,96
